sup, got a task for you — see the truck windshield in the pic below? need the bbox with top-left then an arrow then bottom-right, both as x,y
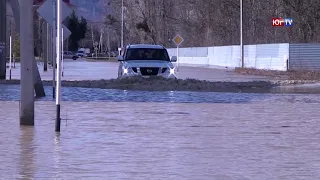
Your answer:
125,48 -> 170,61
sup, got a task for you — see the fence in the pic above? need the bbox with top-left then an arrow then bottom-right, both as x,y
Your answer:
167,43 -> 289,71
289,43 -> 320,71
168,43 -> 320,71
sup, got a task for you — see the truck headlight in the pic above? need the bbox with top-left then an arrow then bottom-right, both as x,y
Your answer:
123,68 -> 128,74
170,68 -> 175,75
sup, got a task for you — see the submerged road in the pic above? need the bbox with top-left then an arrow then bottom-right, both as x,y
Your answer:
1,59 -> 320,179
5,59 -> 270,82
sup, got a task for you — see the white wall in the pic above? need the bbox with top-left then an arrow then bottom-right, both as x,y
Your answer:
167,43 -> 289,71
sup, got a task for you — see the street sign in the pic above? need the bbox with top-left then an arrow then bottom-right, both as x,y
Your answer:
37,0 -> 72,41
173,35 -> 184,46
94,41 -> 99,47
37,0 -> 72,27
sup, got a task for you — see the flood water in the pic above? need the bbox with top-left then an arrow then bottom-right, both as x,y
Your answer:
1,84 -> 320,179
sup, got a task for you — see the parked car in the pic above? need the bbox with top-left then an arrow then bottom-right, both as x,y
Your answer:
117,44 -> 177,79
110,51 -> 118,57
105,51 -> 118,57
76,50 -> 85,57
63,51 -> 78,60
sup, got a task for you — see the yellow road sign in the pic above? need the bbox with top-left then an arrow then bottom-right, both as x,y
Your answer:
173,35 -> 184,46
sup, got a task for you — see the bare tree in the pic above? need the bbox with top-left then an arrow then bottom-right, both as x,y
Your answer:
101,0 -> 320,48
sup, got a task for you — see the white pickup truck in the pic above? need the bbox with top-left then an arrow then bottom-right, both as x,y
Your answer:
76,48 -> 90,57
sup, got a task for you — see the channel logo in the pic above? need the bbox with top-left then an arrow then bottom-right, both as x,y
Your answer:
272,18 -> 293,26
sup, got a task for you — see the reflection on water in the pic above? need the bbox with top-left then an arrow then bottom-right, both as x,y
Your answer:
1,84 -> 320,179
0,101 -> 319,179
19,127 -> 35,180
54,133 -> 61,179
0,84 -> 272,103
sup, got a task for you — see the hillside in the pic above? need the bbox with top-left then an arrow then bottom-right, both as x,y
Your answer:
102,0 -> 320,48
69,0 -> 320,49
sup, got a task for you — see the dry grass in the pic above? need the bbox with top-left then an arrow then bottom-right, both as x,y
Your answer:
235,68 -> 320,81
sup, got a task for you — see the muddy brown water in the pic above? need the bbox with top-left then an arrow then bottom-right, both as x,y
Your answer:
1,85 -> 320,179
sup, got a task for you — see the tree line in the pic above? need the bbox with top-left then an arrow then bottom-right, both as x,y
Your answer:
30,10 -> 88,56
13,0 -> 320,57
103,0 -> 320,48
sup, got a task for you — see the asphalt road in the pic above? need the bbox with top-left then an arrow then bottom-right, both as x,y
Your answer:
5,58 -> 270,82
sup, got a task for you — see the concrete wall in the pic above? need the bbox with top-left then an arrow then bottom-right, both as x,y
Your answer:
167,43 -> 289,71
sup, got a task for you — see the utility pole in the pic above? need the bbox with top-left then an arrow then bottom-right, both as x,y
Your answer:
43,22 -> 48,71
0,0 -> 6,80
240,0 -> 244,68
52,0 -> 56,98
121,0 -> 124,53
20,0 -> 35,126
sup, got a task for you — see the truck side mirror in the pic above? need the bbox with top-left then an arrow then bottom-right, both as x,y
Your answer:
171,56 -> 177,62
117,55 -> 124,61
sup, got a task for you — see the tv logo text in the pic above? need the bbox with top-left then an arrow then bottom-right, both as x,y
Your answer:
272,18 -> 293,26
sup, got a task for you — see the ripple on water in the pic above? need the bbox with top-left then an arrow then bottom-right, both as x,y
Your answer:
0,101 -> 320,179
2,84 -> 320,104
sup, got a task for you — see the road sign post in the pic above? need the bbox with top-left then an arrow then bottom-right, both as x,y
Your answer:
37,0 -> 72,132
172,35 -> 184,72
55,0 -> 62,132
9,24 -> 12,80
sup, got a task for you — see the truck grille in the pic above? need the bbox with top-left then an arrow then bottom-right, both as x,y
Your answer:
140,67 -> 159,76
132,67 -> 138,73
162,68 -> 168,73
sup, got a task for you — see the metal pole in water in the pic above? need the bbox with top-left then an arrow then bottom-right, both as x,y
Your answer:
9,21 -> 12,80
55,0 -> 62,132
